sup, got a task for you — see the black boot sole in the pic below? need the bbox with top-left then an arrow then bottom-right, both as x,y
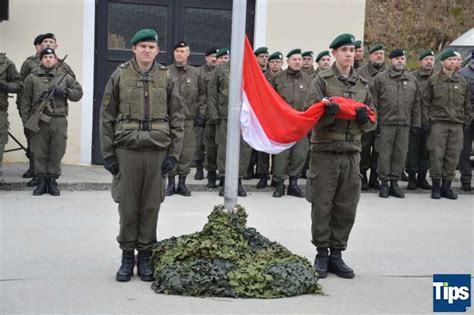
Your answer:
327,266 -> 355,279
116,273 -> 133,282
137,271 -> 154,282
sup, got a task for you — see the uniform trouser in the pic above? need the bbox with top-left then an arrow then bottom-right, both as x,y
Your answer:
112,148 -> 167,251
0,111 -> 8,172
427,122 -> 463,181
306,149 -> 361,250
30,117 -> 67,177
248,149 -> 258,170
459,121 -> 473,184
192,125 -> 205,165
360,130 -> 378,172
170,120 -> 195,176
216,121 -> 251,177
406,128 -> 430,173
205,123 -> 218,172
375,125 -> 409,181
257,151 -> 270,176
273,136 -> 308,182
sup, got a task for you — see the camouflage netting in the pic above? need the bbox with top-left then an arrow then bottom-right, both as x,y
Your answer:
151,205 -> 323,298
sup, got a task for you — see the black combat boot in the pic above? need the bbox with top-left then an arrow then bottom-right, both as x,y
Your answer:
313,247 -> 329,278
328,249 -> 354,279
441,179 -> 457,200
431,179 -> 441,199
407,171 -> 417,190
379,180 -> 389,198
23,159 -> 34,178
176,176 -> 191,196
287,176 -> 304,197
256,175 -> 268,189
416,171 -> 432,190
272,182 -> 285,198
360,170 -> 369,191
194,165 -> 204,180
401,170 -> 409,182
137,250 -> 154,282
238,178 -> 247,197
116,250 -> 135,282
165,176 -> 176,196
243,165 -> 255,180
389,180 -> 405,198
207,171 -> 217,188
368,170 -> 380,189
32,176 -> 47,196
48,176 -> 60,196
461,182 -> 471,192
219,177 -> 225,196
27,176 -> 40,187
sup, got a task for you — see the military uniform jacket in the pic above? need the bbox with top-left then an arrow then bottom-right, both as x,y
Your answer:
20,54 -> 76,80
197,63 -> 215,121
169,63 -> 204,120
409,68 -> 432,92
303,66 -> 317,79
371,68 -> 421,127
458,65 -> 474,119
100,58 -> 184,160
207,62 -> 230,122
19,66 -> 82,124
304,64 -> 377,153
422,70 -> 471,126
271,67 -> 311,111
0,53 -> 22,111
357,62 -> 386,86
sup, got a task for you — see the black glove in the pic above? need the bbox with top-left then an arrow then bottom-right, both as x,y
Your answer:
54,87 -> 68,97
421,124 -> 431,135
355,107 -> 369,125
103,156 -> 119,176
194,114 -> 206,127
324,102 -> 340,116
0,79 -> 10,92
161,156 -> 177,175
410,127 -> 421,136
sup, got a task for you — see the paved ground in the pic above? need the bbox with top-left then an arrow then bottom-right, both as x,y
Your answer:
1,187 -> 472,314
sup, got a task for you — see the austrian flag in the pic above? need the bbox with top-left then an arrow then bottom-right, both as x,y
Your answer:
240,37 -> 375,154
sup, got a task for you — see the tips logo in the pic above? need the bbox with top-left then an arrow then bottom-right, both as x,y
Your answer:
433,274 -> 471,312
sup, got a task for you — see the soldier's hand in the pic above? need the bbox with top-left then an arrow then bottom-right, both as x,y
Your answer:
324,102 -> 340,115
161,156 -> 177,175
421,124 -> 431,135
0,79 -> 10,92
355,107 -> 369,125
194,114 -> 206,127
103,156 -> 119,176
54,87 -> 68,97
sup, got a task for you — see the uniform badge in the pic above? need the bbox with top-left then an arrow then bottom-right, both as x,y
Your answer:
186,78 -> 191,84
403,81 -> 407,85
454,85 -> 458,90
299,84 -> 304,89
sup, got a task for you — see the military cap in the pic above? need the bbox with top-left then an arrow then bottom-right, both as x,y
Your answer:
34,34 -> 44,46
254,47 -> 269,56
39,48 -> 56,59
419,49 -> 434,60
316,50 -> 330,62
130,29 -> 158,46
173,41 -> 188,51
354,40 -> 362,49
388,48 -> 405,59
205,47 -> 218,56
41,33 -> 56,43
329,33 -> 355,49
368,43 -> 384,54
286,48 -> 302,58
302,51 -> 314,58
216,48 -> 230,58
268,51 -> 283,61
440,49 -> 457,61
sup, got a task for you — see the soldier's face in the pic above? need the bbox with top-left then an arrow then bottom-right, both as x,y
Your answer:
332,45 -> 355,68
269,59 -> 283,73
256,54 -> 269,68
174,47 -> 190,65
354,47 -> 364,61
442,57 -> 457,71
217,55 -> 229,64
287,54 -> 302,71
420,56 -> 434,71
205,54 -> 217,67
318,56 -> 331,70
41,54 -> 58,69
454,56 -> 462,71
390,56 -> 406,71
369,50 -> 385,65
41,38 -> 57,50
302,56 -> 313,69
133,41 -> 159,65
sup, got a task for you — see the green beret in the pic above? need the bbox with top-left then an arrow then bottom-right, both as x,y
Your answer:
302,51 -> 314,58
316,50 -> 330,62
254,47 -> 269,56
329,33 -> 355,49
268,51 -> 283,61
354,40 -> 362,49
130,29 -> 158,46
440,49 -> 457,61
419,49 -> 434,60
286,48 -> 302,58
368,43 -> 384,54
216,48 -> 230,58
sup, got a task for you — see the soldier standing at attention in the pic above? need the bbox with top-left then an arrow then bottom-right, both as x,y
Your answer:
0,53 -> 22,177
165,41 -> 204,197
353,40 -> 364,69
100,29 -> 184,282
267,51 -> 284,78
19,48 -> 83,196
304,34 -> 376,279
315,50 -> 331,74
302,51 -> 317,79
422,49 -> 471,200
406,49 -> 435,190
371,49 -> 421,198
271,49 -> 311,198
357,43 -> 386,190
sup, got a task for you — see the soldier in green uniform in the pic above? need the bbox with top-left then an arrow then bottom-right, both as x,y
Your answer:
354,40 -> 364,69
267,51 -> 284,79
422,49 -> 471,200
0,53 -> 22,177
357,43 -> 386,190
193,47 -> 218,181
371,48 -> 421,198
19,48 -> 83,196
302,51 -> 317,79
165,41 -> 204,196
406,49 -> 435,190
315,50 -> 331,74
304,34 -> 376,279
100,29 -> 184,282
271,49 -> 311,198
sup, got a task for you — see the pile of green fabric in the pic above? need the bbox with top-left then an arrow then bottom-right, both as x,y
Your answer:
151,205 -> 323,298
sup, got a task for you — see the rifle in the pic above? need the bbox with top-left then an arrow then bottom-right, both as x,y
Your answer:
24,55 -> 69,133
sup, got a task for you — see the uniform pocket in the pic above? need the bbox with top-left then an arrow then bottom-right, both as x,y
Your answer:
111,172 -> 121,203
305,172 -> 319,203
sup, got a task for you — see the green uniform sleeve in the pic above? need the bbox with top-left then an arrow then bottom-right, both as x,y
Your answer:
19,75 -> 34,124
303,76 -> 336,127
421,79 -> 433,126
463,81 -> 472,126
167,74 -> 185,159
411,82 -> 421,128
4,59 -> 22,93
360,87 -> 377,132
206,70 -> 219,122
100,70 -> 120,159
20,59 -> 32,81
196,70 -> 207,118
65,74 -> 83,102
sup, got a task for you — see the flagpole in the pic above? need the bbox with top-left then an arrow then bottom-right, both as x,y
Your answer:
224,0 -> 247,211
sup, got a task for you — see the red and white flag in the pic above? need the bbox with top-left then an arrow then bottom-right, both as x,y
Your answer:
240,37 -> 375,154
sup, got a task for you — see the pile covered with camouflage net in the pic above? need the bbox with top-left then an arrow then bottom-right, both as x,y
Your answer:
151,205 -> 323,298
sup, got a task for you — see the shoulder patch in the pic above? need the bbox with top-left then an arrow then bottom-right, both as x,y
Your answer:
319,69 -> 334,79
158,63 -> 167,70
118,62 -> 130,69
